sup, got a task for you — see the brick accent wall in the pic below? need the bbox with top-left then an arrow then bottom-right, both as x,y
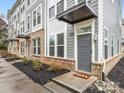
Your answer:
92,63 -> 103,80
30,29 -> 44,61
104,54 -> 123,75
43,57 -> 75,70
92,53 -> 123,80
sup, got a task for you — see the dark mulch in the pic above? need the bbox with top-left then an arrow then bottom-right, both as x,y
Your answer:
12,62 -> 70,85
107,57 -> 124,89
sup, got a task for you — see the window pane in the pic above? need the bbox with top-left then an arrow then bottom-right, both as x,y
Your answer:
105,45 -> 108,59
33,11 -> 36,26
37,7 -> 41,24
27,16 -> 30,29
57,0 -> 64,14
37,16 -> 41,24
49,35 -> 55,45
37,38 -> 40,46
33,39 -> 36,46
34,47 -> 36,54
57,33 -> 64,45
38,47 -> 41,55
57,46 -> 64,57
49,6 -> 55,18
49,47 -> 54,56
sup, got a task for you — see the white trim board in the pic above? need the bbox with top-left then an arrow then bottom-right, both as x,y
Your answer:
74,18 -> 95,71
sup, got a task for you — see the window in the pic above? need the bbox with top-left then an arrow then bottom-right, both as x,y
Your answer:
49,35 -> 55,56
33,38 -> 41,55
78,0 -> 83,3
117,40 -> 119,53
21,22 -> 23,33
33,11 -> 36,26
21,8 -> 23,13
111,35 -> 114,56
104,45 -> 108,59
21,41 -> 25,54
27,0 -> 30,6
104,28 -> 108,59
27,16 -> 30,30
23,5 -> 25,11
37,7 -> 41,25
57,0 -> 64,14
57,33 -> 64,57
23,21 -> 25,32
49,6 -> 55,18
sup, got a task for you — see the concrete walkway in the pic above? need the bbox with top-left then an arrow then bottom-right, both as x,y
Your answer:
0,58 -> 52,93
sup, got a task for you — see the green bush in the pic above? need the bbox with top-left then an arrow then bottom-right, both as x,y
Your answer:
0,44 -> 7,50
48,64 -> 61,72
32,60 -> 42,71
22,57 -> 30,65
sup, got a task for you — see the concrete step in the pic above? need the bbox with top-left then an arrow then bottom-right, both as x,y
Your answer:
52,72 -> 97,93
44,81 -> 74,93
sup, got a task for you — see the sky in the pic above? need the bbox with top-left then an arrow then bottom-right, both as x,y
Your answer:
0,0 -> 15,16
0,0 -> 123,17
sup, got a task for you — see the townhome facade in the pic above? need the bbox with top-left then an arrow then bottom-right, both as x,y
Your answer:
44,0 -> 122,79
8,0 -> 122,79
8,0 -> 45,61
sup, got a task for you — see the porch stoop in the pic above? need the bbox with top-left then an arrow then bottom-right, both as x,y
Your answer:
44,71 -> 97,93
44,81 -> 75,93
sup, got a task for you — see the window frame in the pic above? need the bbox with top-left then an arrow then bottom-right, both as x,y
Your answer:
57,33 -> 64,57
49,6 -> 55,19
33,10 -> 37,27
49,35 -> 55,56
32,37 -> 41,56
57,0 -> 64,15
27,15 -> 30,30
20,41 -> 25,54
37,7 -> 41,25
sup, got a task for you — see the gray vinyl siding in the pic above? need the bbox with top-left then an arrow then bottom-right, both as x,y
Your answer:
66,0 -> 99,61
66,0 -> 75,59
67,24 -> 74,58
67,0 -> 75,9
103,0 -> 121,59
89,0 -> 98,61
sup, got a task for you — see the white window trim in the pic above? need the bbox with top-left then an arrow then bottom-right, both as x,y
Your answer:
49,5 -> 56,21
74,18 -> 95,71
32,38 -> 41,56
48,35 -> 55,57
32,4 -> 42,29
48,32 -> 65,58
27,14 -> 31,31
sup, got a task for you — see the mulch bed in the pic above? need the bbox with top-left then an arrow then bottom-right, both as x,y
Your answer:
107,57 -> 124,89
11,62 -> 70,85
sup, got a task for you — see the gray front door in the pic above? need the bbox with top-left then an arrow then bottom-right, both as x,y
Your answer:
77,34 -> 91,72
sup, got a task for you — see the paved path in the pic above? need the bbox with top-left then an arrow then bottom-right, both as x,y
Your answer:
0,58 -> 52,93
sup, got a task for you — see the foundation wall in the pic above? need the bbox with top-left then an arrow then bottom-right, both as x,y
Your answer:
43,57 -> 75,70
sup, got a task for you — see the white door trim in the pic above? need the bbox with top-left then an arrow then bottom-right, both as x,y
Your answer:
74,18 -> 95,71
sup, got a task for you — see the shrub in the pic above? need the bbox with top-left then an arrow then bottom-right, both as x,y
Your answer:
32,60 -> 42,71
22,57 -> 30,65
48,63 -> 61,72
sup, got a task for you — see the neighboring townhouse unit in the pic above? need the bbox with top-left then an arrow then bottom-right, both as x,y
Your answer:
44,0 -> 122,79
122,19 -> 124,51
7,0 -> 122,79
7,0 -> 45,61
